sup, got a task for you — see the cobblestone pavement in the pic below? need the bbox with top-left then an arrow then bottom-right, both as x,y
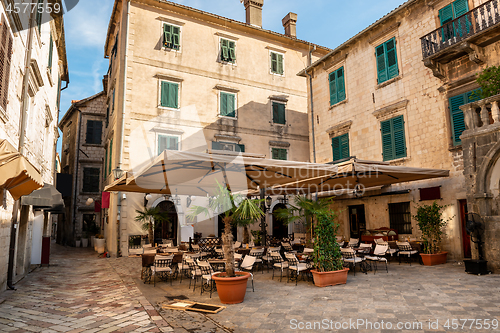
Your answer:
2,246 -> 500,333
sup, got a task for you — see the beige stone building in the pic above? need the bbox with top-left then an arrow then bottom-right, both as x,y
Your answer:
301,0 -> 500,264
101,0 -> 330,256
0,2 -> 68,290
58,92 -> 107,247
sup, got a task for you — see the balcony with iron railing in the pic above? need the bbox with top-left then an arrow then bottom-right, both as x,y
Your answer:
460,93 -> 500,133
421,0 -> 500,67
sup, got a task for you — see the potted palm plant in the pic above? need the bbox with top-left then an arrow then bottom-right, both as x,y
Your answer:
414,201 -> 452,266
135,207 -> 169,246
188,182 -> 264,304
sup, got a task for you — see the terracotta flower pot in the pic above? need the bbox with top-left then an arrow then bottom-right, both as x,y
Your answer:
420,251 -> 448,266
212,272 -> 251,304
311,268 -> 349,287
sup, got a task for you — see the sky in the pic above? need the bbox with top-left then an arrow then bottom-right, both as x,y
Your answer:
57,0 -> 407,152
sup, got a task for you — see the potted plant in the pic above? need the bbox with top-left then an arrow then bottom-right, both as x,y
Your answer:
134,207 -> 169,246
75,237 -> 81,248
95,234 -> 106,254
81,232 -> 89,248
188,182 -> 264,304
310,209 -> 349,287
414,201 -> 452,266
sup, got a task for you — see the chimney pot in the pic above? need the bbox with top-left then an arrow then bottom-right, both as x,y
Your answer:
244,0 -> 264,28
282,12 -> 297,38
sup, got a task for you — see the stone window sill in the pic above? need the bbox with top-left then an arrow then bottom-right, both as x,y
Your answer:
329,99 -> 348,110
376,75 -> 402,89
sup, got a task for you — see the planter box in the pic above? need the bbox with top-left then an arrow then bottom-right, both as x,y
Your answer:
95,238 -> 105,254
82,238 -> 89,248
311,268 -> 349,287
420,251 -> 448,266
212,272 -> 251,304
464,259 -> 489,275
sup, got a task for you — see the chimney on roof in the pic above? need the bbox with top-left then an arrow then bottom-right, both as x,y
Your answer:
282,12 -> 297,38
244,0 -> 264,28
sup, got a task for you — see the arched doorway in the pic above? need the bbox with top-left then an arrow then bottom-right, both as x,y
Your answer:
156,200 -> 178,246
218,215 -> 237,239
272,203 -> 288,239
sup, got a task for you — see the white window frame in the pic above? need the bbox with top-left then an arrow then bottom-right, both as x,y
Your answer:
161,21 -> 182,53
218,90 -> 237,119
269,50 -> 285,76
157,79 -> 181,111
218,36 -> 237,66
157,133 -> 181,154
270,147 -> 288,160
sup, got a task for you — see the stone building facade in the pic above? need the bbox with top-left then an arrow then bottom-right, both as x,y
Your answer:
0,1 -> 68,291
58,92 -> 107,246
101,0 -> 330,256
301,0 -> 500,264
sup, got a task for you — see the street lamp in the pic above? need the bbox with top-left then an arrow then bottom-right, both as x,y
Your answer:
265,196 -> 272,211
144,193 -> 152,208
112,167 -> 124,180
85,198 -> 94,206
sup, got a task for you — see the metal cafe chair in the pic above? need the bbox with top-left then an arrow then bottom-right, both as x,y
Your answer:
284,253 -> 309,285
152,255 -> 174,287
397,241 -> 418,265
271,252 -> 288,282
364,244 -> 389,274
197,260 -> 219,298
236,255 -> 256,292
341,247 -> 366,275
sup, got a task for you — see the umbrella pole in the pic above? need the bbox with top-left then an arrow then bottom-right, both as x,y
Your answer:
260,188 -> 267,246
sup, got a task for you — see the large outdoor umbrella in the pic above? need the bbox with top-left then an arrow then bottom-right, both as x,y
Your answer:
104,150 -> 339,196
263,158 -> 450,194
0,139 -> 43,204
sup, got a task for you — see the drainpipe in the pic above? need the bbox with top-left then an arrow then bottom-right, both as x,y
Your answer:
305,45 -> 317,163
7,3 -> 36,290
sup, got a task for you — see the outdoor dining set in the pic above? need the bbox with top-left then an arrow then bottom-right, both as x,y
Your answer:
133,237 -> 422,297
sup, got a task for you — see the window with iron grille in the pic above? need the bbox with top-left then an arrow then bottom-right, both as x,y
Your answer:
389,202 -> 411,234
82,168 -> 100,193
85,120 -> 102,144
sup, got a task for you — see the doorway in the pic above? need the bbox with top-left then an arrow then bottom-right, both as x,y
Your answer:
156,200 -> 178,246
459,199 -> 471,258
348,205 -> 366,239
272,203 -> 288,239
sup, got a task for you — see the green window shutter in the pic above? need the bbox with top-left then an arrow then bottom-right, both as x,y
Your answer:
237,144 -> 245,152
385,38 -> 399,80
271,148 -> 287,160
376,44 -> 387,84
105,106 -> 109,127
212,141 -> 223,150
172,26 -> 180,49
280,149 -> 287,160
381,119 -> 394,161
332,134 -> 349,162
161,82 -> 169,107
108,138 -> 113,175
104,147 -> 108,180
167,136 -> 179,150
449,94 -> 467,146
331,136 -> 341,162
169,82 -> 178,108
228,41 -> 236,62
163,24 -> 172,46
439,4 -> 454,25
36,0 -> 43,32
393,115 -> 406,159
158,135 -> 167,155
221,39 -> 229,60
94,121 -> 102,145
48,34 -> 53,72
277,54 -> 284,75
272,148 -> 279,159
112,89 -> 115,113
329,72 -> 337,105
272,102 -> 285,124
453,0 -> 469,17
336,67 -> 346,102
271,53 -> 277,73
86,121 -> 94,144
220,92 -> 228,116
220,92 -> 235,117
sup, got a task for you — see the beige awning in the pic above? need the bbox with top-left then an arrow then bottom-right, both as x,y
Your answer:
104,150 -> 338,196
0,139 -> 43,202
264,158 -> 450,194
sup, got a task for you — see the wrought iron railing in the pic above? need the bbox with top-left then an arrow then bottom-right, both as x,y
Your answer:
421,0 -> 500,59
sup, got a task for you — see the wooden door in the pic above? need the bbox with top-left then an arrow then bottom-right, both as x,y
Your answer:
348,205 -> 366,239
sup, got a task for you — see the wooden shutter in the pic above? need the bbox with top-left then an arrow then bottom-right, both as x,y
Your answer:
227,94 -> 235,117
279,148 -> 287,160
449,94 -> 467,146
329,72 -> 337,105
337,67 -> 346,102
48,33 -> 53,72
331,136 -> 341,161
158,135 -> 167,154
168,82 -> 178,108
220,92 -> 228,116
221,39 -> 229,60
172,26 -> 180,49
228,41 -> 236,62
439,4 -> 454,25
161,82 -> 169,107
393,115 -> 406,159
375,44 -> 387,84
332,134 -> 349,161
212,141 -> 223,150
453,0 -> 469,17
104,146 -> 108,179
237,144 -> 245,152
164,24 -> 172,45
385,38 -> 398,80
271,53 -> 277,73
86,121 -> 94,144
94,121 -> 102,144
277,54 -> 284,74
381,119 -> 393,161
272,102 -> 285,124
108,138 -> 113,175
167,136 -> 179,150
0,15 -> 13,112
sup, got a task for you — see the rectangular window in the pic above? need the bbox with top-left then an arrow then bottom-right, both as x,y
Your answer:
158,135 -> 179,154
104,146 -> 108,181
449,89 -> 481,146
220,92 -> 236,117
375,37 -> 399,84
271,148 -> 287,160
212,141 -> 245,152
389,202 -> 411,234
163,23 -> 180,50
160,81 -> 179,109
108,138 -> 113,176
270,51 -> 284,75
272,102 -> 285,124
329,67 -> 346,105
0,15 -> 13,113
48,33 -> 53,73
439,0 -> 470,41
220,38 -> 236,63
381,115 -> 406,161
85,120 -> 102,145
331,133 -> 349,162
82,168 -> 100,193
